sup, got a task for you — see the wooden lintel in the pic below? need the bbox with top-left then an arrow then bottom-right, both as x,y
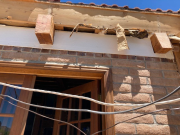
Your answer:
150,33 -> 172,53
0,114 -> 14,117
35,14 -> 54,45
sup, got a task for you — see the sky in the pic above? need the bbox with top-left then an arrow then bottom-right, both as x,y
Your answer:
61,0 -> 180,11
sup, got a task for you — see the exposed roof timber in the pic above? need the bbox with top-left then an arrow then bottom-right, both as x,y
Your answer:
1,0 -> 180,35
0,19 -> 149,38
169,36 -> 180,44
8,0 -> 180,17
169,36 -> 180,42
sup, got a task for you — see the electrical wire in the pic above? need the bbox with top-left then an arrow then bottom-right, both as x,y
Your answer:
0,97 -> 86,135
2,93 -> 180,115
92,107 -> 180,135
0,82 -> 180,107
2,95 -> 180,135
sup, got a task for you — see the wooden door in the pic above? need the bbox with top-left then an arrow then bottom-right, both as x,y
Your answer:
53,80 -> 100,135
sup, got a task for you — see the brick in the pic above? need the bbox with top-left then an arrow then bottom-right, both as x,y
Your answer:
146,62 -> 177,70
115,124 -> 136,134
60,50 -> 68,55
41,49 -> 50,53
133,85 -> 166,95
149,77 -> 180,86
137,124 -> 177,135
86,52 -> 94,57
39,55 -> 76,63
145,57 -> 161,62
135,105 -> 156,113
114,92 -> 151,103
145,57 -> 154,61
112,59 -> 145,68
152,95 -> 180,105
136,105 -> 171,114
95,53 -> 103,57
21,47 -> 32,52
32,48 -> 41,53
3,46 -> 13,50
129,69 -> 163,77
1,52 -> 39,61
137,56 -> 144,60
155,115 -> 180,125
118,55 -> 127,59
113,75 -> 147,84
111,54 -> 119,58
114,103 -> 133,111
0,45 -> 3,50
113,83 -> 132,93
13,47 -> 21,52
50,50 -> 60,55
78,57 -> 111,66
166,86 -> 180,96
115,113 -> 154,124
161,58 -> 169,62
163,71 -> 180,79
112,68 -> 129,75
168,59 -> 174,63
113,84 -> 166,95
128,55 -> 136,60
103,54 -> 111,58
77,52 -> 86,56
68,51 -> 77,55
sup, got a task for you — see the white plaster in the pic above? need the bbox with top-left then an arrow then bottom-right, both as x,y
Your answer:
0,25 -> 174,59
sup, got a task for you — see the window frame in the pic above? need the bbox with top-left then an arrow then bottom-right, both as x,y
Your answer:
0,61 -> 115,135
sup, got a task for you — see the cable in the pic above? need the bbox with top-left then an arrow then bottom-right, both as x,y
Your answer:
2,94 -> 180,115
0,82 -> 180,107
2,95 -> 180,135
0,97 -> 86,135
92,107 -> 180,135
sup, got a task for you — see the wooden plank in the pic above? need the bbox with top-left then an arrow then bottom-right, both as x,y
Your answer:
0,86 -> 7,106
103,71 -> 115,135
0,74 -> 25,84
10,75 -> 36,135
0,66 -> 103,80
0,113 -> 14,117
35,14 -> 54,45
91,80 -> 99,134
150,33 -> 172,53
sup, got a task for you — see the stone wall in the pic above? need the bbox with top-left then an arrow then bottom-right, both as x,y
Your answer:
0,45 -> 179,135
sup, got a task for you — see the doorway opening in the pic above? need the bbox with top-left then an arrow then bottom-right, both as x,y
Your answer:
24,77 -> 102,135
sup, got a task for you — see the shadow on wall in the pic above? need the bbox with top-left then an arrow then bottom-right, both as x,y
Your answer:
112,66 -> 180,135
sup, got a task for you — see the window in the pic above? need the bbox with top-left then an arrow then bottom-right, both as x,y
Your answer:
0,85 -> 21,135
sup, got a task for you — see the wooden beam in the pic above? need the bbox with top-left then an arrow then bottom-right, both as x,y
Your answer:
35,14 -> 54,45
102,70 -> 115,135
10,75 -> 36,135
150,33 -> 172,53
0,74 -> 25,84
0,62 -> 105,79
0,86 -> 7,106
0,114 -> 14,117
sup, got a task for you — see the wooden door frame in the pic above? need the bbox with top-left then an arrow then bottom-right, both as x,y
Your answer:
0,61 -> 115,135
